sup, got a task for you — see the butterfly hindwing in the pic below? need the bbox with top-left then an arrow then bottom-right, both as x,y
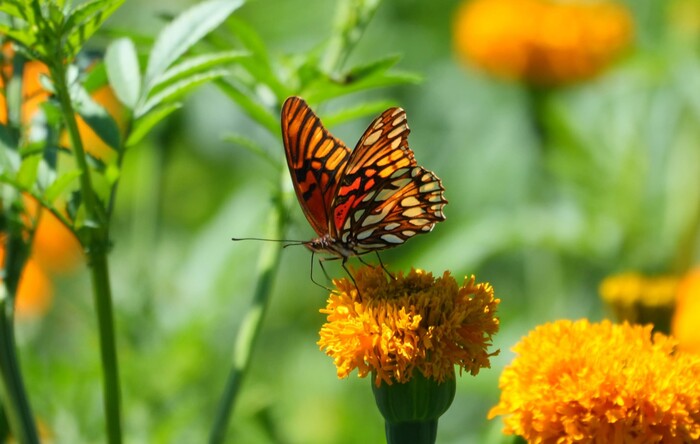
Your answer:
331,107 -> 447,250
281,97 -> 351,237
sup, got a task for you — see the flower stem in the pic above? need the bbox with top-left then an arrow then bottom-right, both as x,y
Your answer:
385,421 -> 438,444
208,194 -> 286,444
48,62 -> 122,444
0,232 -> 39,444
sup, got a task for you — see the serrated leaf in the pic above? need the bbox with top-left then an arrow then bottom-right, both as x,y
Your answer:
0,0 -> 35,22
64,0 -> 125,59
105,37 -> 141,108
0,24 -> 37,49
345,55 -> 403,81
147,50 -> 246,98
322,100 -> 397,128
127,102 -> 181,146
216,79 -> 278,136
222,133 -> 279,168
72,85 -> 122,150
16,154 -> 41,188
136,69 -> 228,118
44,170 -> 82,203
144,0 -> 243,89
304,71 -> 422,104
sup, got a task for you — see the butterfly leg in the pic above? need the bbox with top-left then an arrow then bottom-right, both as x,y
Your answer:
310,252 -> 334,292
375,252 -> 395,280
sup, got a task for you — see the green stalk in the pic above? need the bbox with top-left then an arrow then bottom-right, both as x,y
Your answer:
0,232 -> 39,444
48,62 -> 122,444
322,0 -> 382,75
208,194 -> 286,444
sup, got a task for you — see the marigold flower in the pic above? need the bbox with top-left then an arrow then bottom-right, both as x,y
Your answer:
489,319 -> 700,443
453,0 -> 634,86
672,267 -> 700,354
599,272 -> 677,332
317,266 -> 500,387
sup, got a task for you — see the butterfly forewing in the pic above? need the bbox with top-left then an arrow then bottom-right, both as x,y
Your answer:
281,97 -> 351,237
280,96 -> 447,258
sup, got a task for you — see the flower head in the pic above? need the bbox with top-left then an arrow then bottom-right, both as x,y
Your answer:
672,267 -> 700,354
318,266 -> 500,387
489,319 -> 700,443
599,272 -> 678,331
453,0 -> 634,86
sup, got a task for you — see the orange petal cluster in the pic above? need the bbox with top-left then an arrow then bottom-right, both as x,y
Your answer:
318,266 -> 499,387
489,319 -> 700,443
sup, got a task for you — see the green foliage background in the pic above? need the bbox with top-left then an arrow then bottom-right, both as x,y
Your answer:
7,0 -> 700,442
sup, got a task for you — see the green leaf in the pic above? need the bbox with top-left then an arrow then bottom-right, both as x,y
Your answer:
222,133 -> 279,168
82,61 -> 110,94
72,85 -> 122,150
344,55 -> 403,81
147,50 -> 247,98
0,24 -> 37,50
16,154 -> 41,188
216,79 -> 279,136
127,102 -> 181,146
322,100 -> 398,128
64,0 -> 126,58
105,37 -> 141,109
304,70 -> 422,104
144,0 -> 244,89
44,170 -> 82,203
136,69 -> 228,118
0,0 -> 35,22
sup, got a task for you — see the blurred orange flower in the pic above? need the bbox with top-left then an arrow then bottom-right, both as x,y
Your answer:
672,267 -> 700,354
453,0 -> 634,86
0,42 -> 126,161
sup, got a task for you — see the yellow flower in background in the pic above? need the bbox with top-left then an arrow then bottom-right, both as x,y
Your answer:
318,266 -> 500,387
489,319 -> 700,443
453,0 -> 634,86
672,267 -> 700,354
599,272 -> 678,332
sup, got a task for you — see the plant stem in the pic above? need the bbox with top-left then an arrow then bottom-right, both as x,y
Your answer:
208,194 -> 286,444
323,0 -> 382,75
49,62 -> 123,444
0,232 -> 39,444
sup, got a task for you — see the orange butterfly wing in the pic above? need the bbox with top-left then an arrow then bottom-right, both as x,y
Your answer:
330,107 -> 447,250
281,97 -> 351,237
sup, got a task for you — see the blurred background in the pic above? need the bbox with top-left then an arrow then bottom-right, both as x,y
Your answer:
12,0 -> 700,442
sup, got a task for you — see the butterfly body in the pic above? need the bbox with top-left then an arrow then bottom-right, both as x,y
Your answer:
281,97 -> 447,260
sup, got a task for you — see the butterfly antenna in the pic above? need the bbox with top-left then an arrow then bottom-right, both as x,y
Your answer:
231,237 -> 306,249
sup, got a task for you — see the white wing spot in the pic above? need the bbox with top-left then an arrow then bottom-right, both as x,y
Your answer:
353,208 -> 365,221
429,194 -> 444,203
388,125 -> 404,139
391,108 -> 403,117
392,115 -> 404,126
421,224 -> 434,232
382,233 -> 404,244
385,222 -> 401,230
403,207 -> 424,218
362,205 -> 393,226
364,130 -> 382,146
402,230 -> 416,237
411,167 -> 421,177
401,196 -> 420,207
410,218 -> 431,226
391,168 -> 409,179
390,137 -> 401,150
357,228 -> 376,240
419,182 -> 440,193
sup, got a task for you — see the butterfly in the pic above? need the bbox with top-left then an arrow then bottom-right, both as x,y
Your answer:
281,96 -> 447,269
